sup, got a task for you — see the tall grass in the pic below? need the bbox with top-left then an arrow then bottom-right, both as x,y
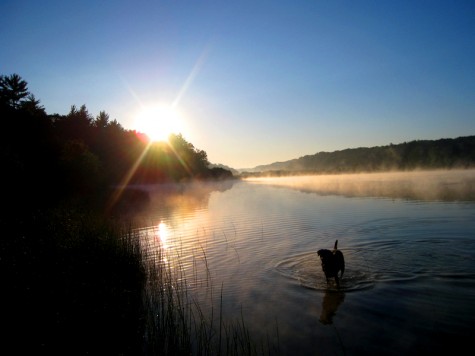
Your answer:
2,205 -> 146,354
2,203 -> 278,354
136,227 -> 280,356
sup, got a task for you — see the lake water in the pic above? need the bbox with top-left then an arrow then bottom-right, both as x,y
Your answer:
131,170 -> 475,355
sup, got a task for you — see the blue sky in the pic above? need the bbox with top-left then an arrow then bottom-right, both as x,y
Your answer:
2,1 -> 474,168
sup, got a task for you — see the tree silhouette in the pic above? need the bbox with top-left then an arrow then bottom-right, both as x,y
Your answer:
55,104 -> 95,144
168,133 -> 210,178
21,94 -> 46,116
94,111 -> 110,129
59,140 -> 104,197
0,73 -> 29,108
1,72 -> 234,204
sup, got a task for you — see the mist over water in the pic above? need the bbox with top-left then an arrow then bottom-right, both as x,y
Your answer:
132,170 -> 475,354
246,169 -> 475,201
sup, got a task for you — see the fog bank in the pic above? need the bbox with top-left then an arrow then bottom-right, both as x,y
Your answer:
246,169 -> 475,201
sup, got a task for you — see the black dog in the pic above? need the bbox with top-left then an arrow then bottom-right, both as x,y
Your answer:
317,240 -> 345,288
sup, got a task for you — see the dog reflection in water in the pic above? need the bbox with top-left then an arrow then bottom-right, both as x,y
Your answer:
319,290 -> 345,325
317,240 -> 345,288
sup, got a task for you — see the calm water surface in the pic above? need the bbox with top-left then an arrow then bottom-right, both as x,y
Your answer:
131,171 -> 475,355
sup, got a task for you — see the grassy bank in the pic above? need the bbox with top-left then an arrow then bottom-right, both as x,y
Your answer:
1,205 -> 277,355
1,206 -> 145,354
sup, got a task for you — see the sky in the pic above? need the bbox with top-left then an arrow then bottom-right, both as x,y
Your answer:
1,1 -> 474,169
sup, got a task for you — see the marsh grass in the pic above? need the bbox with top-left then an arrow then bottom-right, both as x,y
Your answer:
1,206 -> 146,354
136,228 -> 280,355
1,203 -> 278,355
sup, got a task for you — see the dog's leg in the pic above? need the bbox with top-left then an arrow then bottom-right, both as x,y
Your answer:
335,276 -> 340,288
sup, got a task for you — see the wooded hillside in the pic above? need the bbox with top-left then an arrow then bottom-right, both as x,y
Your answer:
244,136 -> 475,176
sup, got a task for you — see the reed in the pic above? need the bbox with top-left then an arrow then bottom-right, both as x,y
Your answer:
135,227 -> 280,356
2,204 -> 278,354
2,206 -> 146,354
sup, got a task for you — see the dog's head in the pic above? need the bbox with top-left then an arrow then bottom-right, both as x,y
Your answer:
317,249 -> 333,261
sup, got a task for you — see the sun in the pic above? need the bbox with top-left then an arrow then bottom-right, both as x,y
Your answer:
134,104 -> 184,142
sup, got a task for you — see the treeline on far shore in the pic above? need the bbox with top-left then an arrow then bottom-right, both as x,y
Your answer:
241,136 -> 475,177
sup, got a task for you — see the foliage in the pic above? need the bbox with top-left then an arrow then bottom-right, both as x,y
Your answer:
0,73 -> 234,210
244,136 -> 475,176
1,205 -> 147,354
130,134 -> 212,184
0,73 -> 29,108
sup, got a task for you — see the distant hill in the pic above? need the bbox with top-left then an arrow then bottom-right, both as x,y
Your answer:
242,136 -> 475,176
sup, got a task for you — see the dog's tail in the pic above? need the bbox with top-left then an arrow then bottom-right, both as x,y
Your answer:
334,240 -> 338,250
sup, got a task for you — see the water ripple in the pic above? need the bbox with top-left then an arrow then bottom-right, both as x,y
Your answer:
275,252 -> 375,292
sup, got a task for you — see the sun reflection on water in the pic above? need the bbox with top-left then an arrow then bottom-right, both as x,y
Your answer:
157,221 -> 169,248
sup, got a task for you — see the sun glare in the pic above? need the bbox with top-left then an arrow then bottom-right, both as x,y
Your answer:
134,104 -> 184,142
157,221 -> 169,247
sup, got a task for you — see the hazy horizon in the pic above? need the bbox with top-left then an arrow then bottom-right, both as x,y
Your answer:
245,169 -> 475,201
2,1 -> 474,168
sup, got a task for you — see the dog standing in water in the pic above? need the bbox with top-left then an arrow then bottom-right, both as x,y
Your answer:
317,240 -> 345,288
